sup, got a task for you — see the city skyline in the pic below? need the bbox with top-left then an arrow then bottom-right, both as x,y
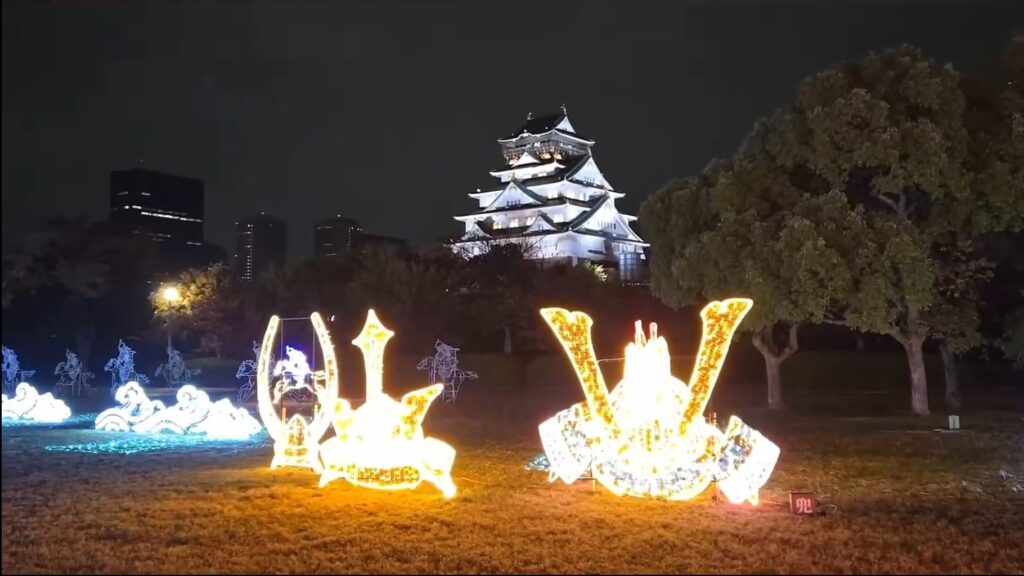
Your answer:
3,1 -> 1021,259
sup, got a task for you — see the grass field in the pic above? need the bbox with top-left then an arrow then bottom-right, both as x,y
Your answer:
3,367 -> 1023,574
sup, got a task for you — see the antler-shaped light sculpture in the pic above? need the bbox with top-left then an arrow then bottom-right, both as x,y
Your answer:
317,310 -> 457,498
538,298 -> 779,504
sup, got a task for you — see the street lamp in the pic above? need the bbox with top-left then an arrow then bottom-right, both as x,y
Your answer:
162,285 -> 181,304
161,284 -> 182,347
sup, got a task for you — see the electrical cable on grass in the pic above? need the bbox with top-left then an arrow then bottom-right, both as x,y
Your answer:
454,476 -> 493,486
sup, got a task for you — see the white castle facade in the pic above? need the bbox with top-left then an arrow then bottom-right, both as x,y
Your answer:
452,108 -> 647,276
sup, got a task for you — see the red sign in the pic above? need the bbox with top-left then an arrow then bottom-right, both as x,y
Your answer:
790,492 -> 817,515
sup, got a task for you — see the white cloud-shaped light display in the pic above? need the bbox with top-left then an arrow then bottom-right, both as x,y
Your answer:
95,381 -> 262,440
2,382 -> 72,423
537,299 -> 780,504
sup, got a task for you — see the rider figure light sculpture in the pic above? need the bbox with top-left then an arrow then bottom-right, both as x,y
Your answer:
257,313 -> 338,472
537,298 -> 779,504
318,310 -> 457,498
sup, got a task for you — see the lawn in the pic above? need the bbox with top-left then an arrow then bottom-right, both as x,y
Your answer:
3,374 -> 1023,574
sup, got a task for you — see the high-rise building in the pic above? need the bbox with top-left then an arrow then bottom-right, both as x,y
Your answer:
452,107 -> 647,267
355,232 -> 409,253
110,168 -> 204,246
313,215 -> 409,258
234,213 -> 287,282
314,215 -> 363,258
109,168 -> 220,275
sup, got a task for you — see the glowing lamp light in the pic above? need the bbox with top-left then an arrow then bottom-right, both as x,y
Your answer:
537,298 -> 779,504
257,313 -> 338,472
2,382 -> 72,423
162,285 -> 181,303
95,381 -> 262,439
318,310 -> 457,498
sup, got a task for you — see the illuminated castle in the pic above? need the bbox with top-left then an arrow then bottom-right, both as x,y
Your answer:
453,107 -> 648,274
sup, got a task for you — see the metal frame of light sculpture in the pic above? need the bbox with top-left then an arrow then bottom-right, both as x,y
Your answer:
104,339 -> 148,396
2,382 -> 71,423
416,340 -> 478,403
95,381 -> 262,439
54,349 -> 95,398
318,310 -> 457,498
2,346 -> 36,396
257,313 -> 338,472
537,298 -> 780,504
154,345 -> 201,389
236,341 -> 262,402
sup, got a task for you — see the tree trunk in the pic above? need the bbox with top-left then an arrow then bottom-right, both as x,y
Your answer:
75,300 -> 96,366
938,340 -> 960,413
764,355 -> 784,411
502,325 -> 513,355
750,324 -> 799,411
899,333 -> 930,416
856,333 -> 866,351
75,323 -> 94,367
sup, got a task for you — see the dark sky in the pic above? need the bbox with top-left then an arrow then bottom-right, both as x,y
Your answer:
3,1 -> 1021,259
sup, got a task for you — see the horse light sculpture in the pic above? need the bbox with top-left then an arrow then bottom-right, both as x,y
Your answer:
416,340 -> 478,403
2,382 -> 71,423
154,345 -> 200,389
95,381 -> 262,440
236,341 -> 261,402
257,313 -> 338,471
318,310 -> 457,498
54,349 -> 95,397
537,298 -> 779,504
104,340 -> 148,396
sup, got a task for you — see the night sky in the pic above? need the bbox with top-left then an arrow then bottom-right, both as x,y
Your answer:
3,1 -> 1021,259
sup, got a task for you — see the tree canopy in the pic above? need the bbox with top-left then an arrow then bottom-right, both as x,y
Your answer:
642,42 -> 1023,415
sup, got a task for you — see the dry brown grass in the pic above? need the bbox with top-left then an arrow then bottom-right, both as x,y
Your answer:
3,381 -> 1023,574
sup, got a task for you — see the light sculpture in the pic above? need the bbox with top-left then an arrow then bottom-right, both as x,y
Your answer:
272,346 -> 317,403
257,313 -> 338,471
416,340 -> 478,403
154,345 -> 201,389
2,346 -> 36,396
54,349 -> 95,397
2,382 -> 71,423
104,339 -> 148,396
235,340 -> 262,402
537,298 -> 779,504
318,310 -> 457,498
95,381 -> 262,440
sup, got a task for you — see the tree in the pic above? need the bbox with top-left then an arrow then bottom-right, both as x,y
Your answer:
1,254 -> 32,309
458,242 -> 538,355
644,44 -> 1024,416
641,169 -> 860,410
345,245 -> 461,350
21,219 -> 154,364
1001,303 -> 1024,368
153,264 -> 241,358
800,46 -> 1022,415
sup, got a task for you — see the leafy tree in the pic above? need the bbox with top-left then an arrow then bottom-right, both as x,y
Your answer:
458,242 -> 537,355
153,264 -> 241,358
1001,302 -> 1024,368
345,245 -> 461,350
21,219 -> 154,364
644,44 -> 1024,416
1,253 -> 32,309
641,170 -> 861,410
